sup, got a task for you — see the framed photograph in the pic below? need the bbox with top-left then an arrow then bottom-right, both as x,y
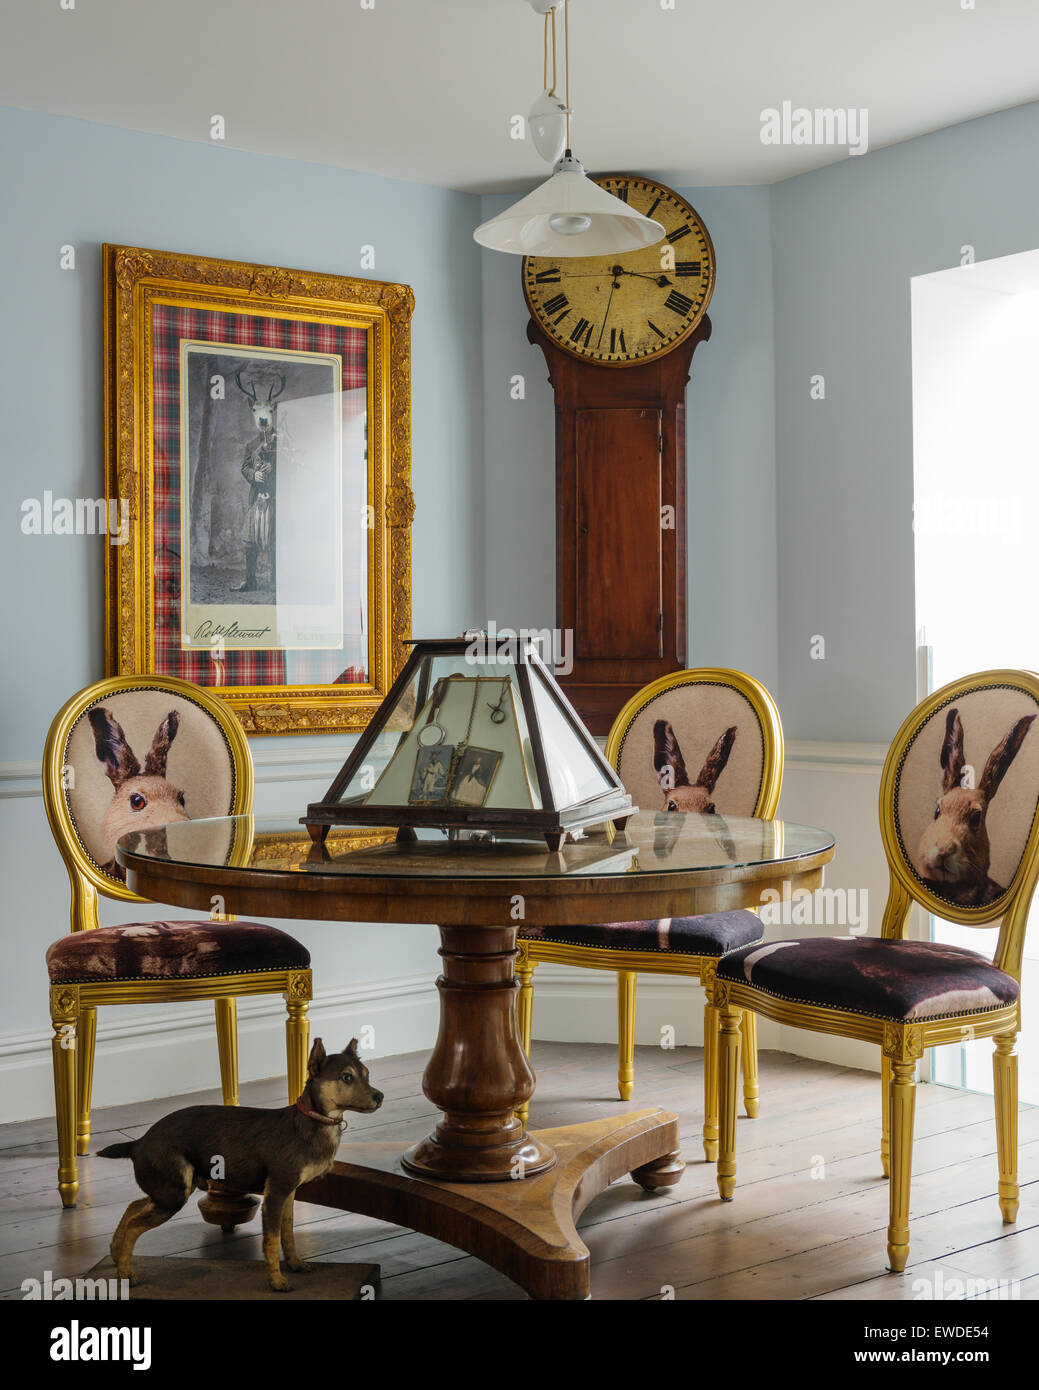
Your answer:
409,744 -> 455,805
103,244 -> 415,735
448,747 -> 503,807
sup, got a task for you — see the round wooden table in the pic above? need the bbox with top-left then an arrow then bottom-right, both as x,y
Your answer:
119,811 -> 834,1300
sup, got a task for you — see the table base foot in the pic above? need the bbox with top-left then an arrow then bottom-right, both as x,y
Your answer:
298,1107 -> 681,1300
197,1188 -> 260,1231
402,1129 -> 556,1182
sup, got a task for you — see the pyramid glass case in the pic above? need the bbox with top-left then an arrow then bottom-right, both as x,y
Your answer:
303,636 -> 635,850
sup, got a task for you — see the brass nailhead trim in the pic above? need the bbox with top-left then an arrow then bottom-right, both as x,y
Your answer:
518,928 -> 765,958
48,961 -> 310,985
713,970 -> 1019,1024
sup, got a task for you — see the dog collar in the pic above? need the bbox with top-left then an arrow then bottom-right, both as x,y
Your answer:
296,1100 -> 343,1128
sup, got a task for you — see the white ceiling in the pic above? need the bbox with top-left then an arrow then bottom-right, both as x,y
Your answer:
3,0 -> 1039,193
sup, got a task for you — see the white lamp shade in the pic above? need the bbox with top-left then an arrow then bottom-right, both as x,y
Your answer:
474,164 -> 666,256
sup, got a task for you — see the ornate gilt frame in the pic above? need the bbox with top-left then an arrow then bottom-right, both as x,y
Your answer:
103,244 -> 415,735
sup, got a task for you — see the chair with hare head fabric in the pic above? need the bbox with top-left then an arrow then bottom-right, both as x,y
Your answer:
43,675 -> 313,1209
516,667 -> 783,1159
714,669 -> 1039,1271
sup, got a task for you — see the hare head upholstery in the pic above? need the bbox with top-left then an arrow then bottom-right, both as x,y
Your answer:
88,707 -> 190,869
607,669 -> 783,821
913,706 -> 1036,906
885,674 -> 1039,957
44,677 -> 252,923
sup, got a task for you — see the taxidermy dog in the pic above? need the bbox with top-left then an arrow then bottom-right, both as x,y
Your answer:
97,1039 -> 382,1291
653,719 -> 737,813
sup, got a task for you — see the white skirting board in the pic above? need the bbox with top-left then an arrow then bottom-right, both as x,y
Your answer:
0,738 -> 898,1122
0,973 -> 440,1123
1,964 -> 883,1126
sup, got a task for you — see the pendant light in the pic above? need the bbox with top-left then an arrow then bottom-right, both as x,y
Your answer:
474,0 -> 665,257
528,3 -> 568,163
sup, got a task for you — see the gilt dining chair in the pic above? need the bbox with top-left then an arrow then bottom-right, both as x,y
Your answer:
714,669 -> 1039,1271
516,667 -> 783,1160
42,674 -> 313,1209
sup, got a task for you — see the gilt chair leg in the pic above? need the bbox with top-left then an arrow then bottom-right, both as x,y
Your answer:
515,952 -> 536,1127
740,1008 -> 760,1118
993,1032 -> 1019,1224
75,1005 -> 97,1156
716,1004 -> 743,1200
214,997 -> 240,1106
702,995 -> 720,1161
516,955 -> 535,1059
880,1054 -> 892,1177
50,989 -> 79,1208
285,998 -> 310,1105
887,1058 -> 918,1273
617,970 -> 637,1102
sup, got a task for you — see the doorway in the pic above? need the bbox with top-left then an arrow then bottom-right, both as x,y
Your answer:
911,249 -> 1039,1099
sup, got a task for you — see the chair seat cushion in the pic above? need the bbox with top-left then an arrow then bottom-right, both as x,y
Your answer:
46,921 -> 310,983
518,909 -> 764,957
716,936 -> 1019,1022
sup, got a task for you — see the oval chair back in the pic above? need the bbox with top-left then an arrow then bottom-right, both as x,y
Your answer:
878,667 -> 1039,982
606,667 -> 783,820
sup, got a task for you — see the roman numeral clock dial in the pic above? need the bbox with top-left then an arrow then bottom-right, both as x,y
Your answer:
522,176 -> 715,366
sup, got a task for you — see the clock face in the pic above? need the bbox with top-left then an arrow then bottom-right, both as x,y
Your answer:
522,176 -> 715,366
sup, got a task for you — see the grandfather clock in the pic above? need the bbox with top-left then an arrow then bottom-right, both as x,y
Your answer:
523,175 -> 715,734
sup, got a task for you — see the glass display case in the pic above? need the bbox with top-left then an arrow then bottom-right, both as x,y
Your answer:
302,635 -> 635,850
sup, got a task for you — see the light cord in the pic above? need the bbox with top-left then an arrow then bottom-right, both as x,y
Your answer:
544,7 -> 559,96
551,4 -> 558,95
564,0 -> 571,148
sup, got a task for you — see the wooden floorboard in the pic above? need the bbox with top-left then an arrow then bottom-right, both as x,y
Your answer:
1,1041 -> 1035,1301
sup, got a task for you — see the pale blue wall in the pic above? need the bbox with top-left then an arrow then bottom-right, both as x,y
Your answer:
0,105 -> 485,763
0,106 -> 486,1030
771,100 -> 1039,742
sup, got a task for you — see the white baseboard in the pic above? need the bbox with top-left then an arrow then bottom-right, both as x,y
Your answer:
528,964 -> 880,1074
4,964 -> 883,1128
0,973 -> 439,1123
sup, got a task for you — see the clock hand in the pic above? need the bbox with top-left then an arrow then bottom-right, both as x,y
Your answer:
595,279 -> 621,348
616,269 -> 673,286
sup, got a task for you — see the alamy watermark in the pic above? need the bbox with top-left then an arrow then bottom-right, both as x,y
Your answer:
913,496 -> 1021,542
464,622 -> 573,677
759,881 -> 868,931
760,102 -> 869,157
21,493 -> 129,546
22,1270 -> 129,1301
911,1269 -> 1020,1301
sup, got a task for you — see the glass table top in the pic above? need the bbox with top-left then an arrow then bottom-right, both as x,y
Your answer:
118,811 -> 835,883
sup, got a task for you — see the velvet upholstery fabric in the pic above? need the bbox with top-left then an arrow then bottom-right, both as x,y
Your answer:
716,936 -> 1019,1021
46,921 -> 309,983
519,909 -> 764,958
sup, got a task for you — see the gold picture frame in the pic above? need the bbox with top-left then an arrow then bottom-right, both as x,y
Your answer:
103,243 -> 415,735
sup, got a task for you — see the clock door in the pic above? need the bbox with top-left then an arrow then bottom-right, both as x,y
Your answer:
528,304 -> 707,734
574,408 -> 663,662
